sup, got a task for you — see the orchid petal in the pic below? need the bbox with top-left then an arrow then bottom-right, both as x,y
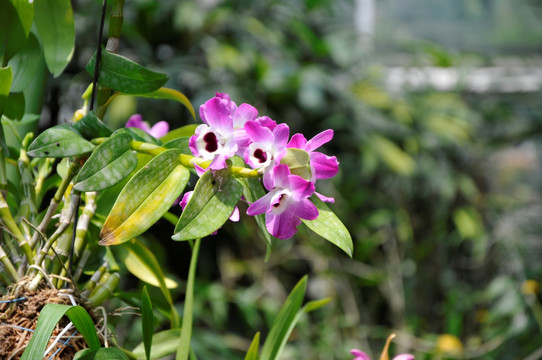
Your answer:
200,97 -> 233,133
179,191 -> 194,210
310,152 -> 339,179
149,121 -> 169,138
295,198 -> 319,220
289,175 -> 315,199
247,190 -> 276,216
126,114 -> 151,132
315,191 -> 335,203
266,208 -> 301,239
256,115 -> 277,131
350,349 -> 371,360
229,206 -> 240,222
392,355 -> 415,360
287,133 -> 308,150
233,103 -> 258,128
306,129 -> 334,152
273,123 -> 290,148
245,120 -> 273,143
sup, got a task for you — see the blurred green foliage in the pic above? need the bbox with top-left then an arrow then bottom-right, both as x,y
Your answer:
37,0 -> 542,358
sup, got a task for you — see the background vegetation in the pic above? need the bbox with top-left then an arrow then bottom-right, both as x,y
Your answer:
28,0 -> 542,358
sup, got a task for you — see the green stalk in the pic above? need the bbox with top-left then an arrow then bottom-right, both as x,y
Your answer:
0,127 -> 8,199
176,238 -> 201,360
88,272 -> 120,306
73,247 -> 92,283
81,262 -> 108,297
29,159 -> 81,249
57,192 -> 96,288
49,224 -> 73,288
0,192 -> 34,264
0,242 -> 19,282
106,0 -> 124,53
34,158 -> 54,207
32,192 -> 79,269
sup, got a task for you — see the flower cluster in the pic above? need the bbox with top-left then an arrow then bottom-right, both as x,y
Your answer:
127,93 -> 339,239
191,93 -> 338,239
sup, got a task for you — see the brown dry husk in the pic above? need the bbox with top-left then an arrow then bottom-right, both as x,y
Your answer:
0,282 -> 102,360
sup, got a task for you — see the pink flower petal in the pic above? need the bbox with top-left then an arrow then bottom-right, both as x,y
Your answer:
350,349 -> 371,360
306,129 -> 333,152
310,152 -> 339,179
392,354 -> 415,360
273,123 -> 290,148
288,175 -> 315,199
126,114 -> 151,132
229,206 -> 240,222
149,121 -> 169,138
266,208 -> 301,239
287,133 -> 308,150
247,190 -> 275,216
200,97 -> 233,133
315,191 -> 335,203
233,104 -> 258,128
295,198 -> 318,220
245,120 -> 273,144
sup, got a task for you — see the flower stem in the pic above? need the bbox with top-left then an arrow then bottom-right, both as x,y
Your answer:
29,159 -> 81,250
0,243 -> 19,282
0,192 -> 34,265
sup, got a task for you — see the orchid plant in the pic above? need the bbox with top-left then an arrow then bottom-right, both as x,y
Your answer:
0,0 -> 357,359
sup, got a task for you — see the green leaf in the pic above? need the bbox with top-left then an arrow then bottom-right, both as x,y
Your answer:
27,124 -> 95,158
163,137 -> 191,154
141,286 -> 154,360
8,32 -> 41,93
244,332 -> 261,360
73,112 -> 113,139
74,133 -> 137,192
87,50 -> 168,94
172,168 -> 243,241
0,66 -> 12,116
74,348 -> 130,360
100,149 -> 189,245
114,239 -> 178,290
260,276 -> 308,360
112,239 -> 180,328
21,304 -> 100,360
132,329 -> 181,360
302,196 -> 353,257
34,0 -> 74,77
116,127 -> 161,145
161,124 -> 199,143
280,148 -> 311,181
176,238 -> 201,360
4,91 -> 24,120
240,177 -> 275,249
0,0 -> 33,63
130,88 -> 195,120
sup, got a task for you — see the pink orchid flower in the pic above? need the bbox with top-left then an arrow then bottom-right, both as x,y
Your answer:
246,164 -> 318,239
126,114 -> 169,138
350,349 -> 414,360
189,96 -> 239,170
287,129 -> 339,181
244,120 -> 289,171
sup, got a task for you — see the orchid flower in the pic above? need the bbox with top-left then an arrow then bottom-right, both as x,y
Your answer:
351,334 -> 414,360
246,164 -> 318,239
126,114 -> 169,138
350,350 -> 414,360
287,129 -> 339,181
189,96 -> 239,170
244,121 -> 289,171
287,129 -> 339,203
